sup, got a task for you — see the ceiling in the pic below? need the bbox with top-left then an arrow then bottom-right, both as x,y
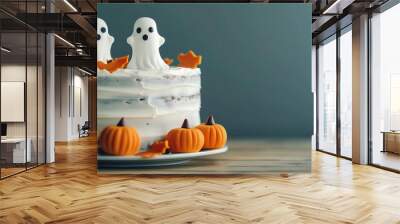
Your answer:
0,0 -> 394,73
311,0 -> 391,43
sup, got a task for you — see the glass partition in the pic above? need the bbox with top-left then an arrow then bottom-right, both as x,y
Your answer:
0,31 -> 28,177
27,31 -> 38,169
37,32 -> 45,165
0,1 -> 46,179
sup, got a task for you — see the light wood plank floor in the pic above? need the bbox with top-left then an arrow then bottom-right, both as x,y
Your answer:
1,136 -> 400,224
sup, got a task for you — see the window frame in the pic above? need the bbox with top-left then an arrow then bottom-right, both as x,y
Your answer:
315,24 -> 353,161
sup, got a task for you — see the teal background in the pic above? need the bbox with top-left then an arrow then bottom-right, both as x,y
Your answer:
98,4 -> 312,138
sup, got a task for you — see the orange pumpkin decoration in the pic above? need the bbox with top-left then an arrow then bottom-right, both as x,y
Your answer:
166,119 -> 204,153
99,118 -> 141,155
196,115 -> 227,149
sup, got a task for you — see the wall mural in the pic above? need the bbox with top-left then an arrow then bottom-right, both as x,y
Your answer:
97,3 -> 312,174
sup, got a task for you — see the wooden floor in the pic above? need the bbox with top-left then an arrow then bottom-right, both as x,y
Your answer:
1,136 -> 400,223
1,167 -> 26,178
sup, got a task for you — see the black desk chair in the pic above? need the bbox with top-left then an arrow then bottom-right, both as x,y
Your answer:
78,121 -> 90,138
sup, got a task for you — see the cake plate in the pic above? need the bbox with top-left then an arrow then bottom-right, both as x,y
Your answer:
97,146 -> 228,168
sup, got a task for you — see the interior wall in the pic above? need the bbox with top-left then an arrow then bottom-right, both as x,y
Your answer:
54,66 -> 89,141
72,73 -> 89,138
1,64 -> 39,139
55,66 -> 70,141
100,4 -> 313,138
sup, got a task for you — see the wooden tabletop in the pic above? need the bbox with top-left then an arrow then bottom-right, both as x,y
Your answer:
98,139 -> 311,174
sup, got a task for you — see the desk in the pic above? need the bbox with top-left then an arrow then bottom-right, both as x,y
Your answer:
1,138 -> 31,163
382,131 -> 400,154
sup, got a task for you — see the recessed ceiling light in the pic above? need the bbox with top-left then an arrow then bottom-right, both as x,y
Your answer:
54,34 -> 75,48
1,47 -> 11,53
63,0 -> 78,12
78,67 -> 93,76
322,0 -> 353,15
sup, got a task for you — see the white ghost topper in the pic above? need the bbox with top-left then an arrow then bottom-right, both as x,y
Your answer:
97,18 -> 114,63
127,17 -> 169,71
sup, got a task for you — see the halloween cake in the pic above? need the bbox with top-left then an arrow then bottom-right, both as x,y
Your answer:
97,17 -> 202,149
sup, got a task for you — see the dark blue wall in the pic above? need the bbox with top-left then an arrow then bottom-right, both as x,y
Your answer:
98,3 -> 312,138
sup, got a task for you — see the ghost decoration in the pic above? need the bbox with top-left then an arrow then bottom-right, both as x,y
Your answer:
127,17 -> 169,71
97,18 -> 114,63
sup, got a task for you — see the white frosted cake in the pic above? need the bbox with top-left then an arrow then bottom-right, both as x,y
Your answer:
97,67 -> 201,148
97,17 -> 202,149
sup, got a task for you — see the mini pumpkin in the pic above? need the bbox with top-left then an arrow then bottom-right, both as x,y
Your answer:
196,115 -> 227,149
99,118 -> 141,155
166,119 -> 204,153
